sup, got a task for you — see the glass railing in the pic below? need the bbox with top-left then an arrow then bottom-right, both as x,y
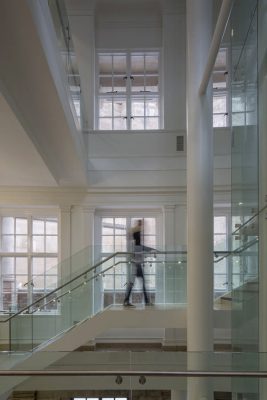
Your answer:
0,350 -> 265,398
7,250 -> 188,351
47,0 -> 85,130
0,244 -> 259,352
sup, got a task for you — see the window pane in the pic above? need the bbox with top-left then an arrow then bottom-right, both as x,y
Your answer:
144,218 -> 156,234
102,227 -> 113,235
99,55 -> 112,74
113,77 -> 126,92
33,220 -> 45,234
144,236 -> 156,248
213,96 -> 226,113
15,236 -> 28,252
132,100 -> 144,116
214,274 -> 227,290
17,292 -> 28,310
146,117 -> 159,130
232,96 -> 245,112
2,217 -> 14,234
114,118 -> 127,130
113,55 -> 127,74
131,118 -> 144,130
214,235 -> 227,251
99,98 -> 112,117
2,236 -> 14,252
145,76 -> 159,92
16,218 -> 28,234
102,218 -> 113,225
232,113 -> 245,126
131,76 -> 145,92
214,259 -> 226,274
33,277 -> 45,290
114,99 -> 126,117
46,236 -> 58,253
99,118 -> 112,130
145,275 -> 155,289
16,275 -> 28,289
103,275 -> 114,290
214,216 -> 226,233
115,236 -> 126,251
102,236 -> 114,253
213,72 -> 227,89
145,54 -> 159,73
213,114 -> 227,127
131,55 -> 144,73
115,274 -> 126,289
46,220 -> 58,235
2,257 -> 14,274
32,258 -> 45,275
32,236 -> 45,252
16,257 -> 28,274
46,275 -> 58,290
214,49 -> 227,69
46,257 -> 58,272
145,99 -> 158,116
99,77 -> 112,93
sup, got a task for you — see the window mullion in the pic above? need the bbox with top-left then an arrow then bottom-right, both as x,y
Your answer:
127,51 -> 131,129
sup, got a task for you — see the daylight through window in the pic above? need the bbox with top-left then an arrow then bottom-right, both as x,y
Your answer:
97,51 -> 161,130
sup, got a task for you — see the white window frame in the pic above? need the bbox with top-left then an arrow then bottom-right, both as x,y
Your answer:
213,48 -> 230,128
94,209 -> 162,305
0,211 -> 59,314
95,49 -> 162,131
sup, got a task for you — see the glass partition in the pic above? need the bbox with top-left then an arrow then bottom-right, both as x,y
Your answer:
47,0 -> 85,130
230,0 -> 259,359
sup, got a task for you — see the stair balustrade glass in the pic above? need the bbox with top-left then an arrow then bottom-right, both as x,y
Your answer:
230,0 -> 259,360
1,351 -> 267,398
4,246 -> 259,352
9,251 -> 187,351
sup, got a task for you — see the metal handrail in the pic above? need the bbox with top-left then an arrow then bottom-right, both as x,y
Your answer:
1,245 -> 258,321
0,250 -> 187,322
0,369 -> 266,378
231,204 -> 267,236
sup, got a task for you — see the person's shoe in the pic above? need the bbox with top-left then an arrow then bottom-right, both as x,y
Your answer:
123,301 -> 136,308
145,302 -> 154,307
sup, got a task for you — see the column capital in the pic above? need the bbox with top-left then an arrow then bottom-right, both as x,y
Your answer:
59,205 -> 71,214
162,204 -> 176,212
81,206 -> 95,215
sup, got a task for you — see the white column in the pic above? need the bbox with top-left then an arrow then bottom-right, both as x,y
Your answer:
186,0 -> 213,398
70,205 -> 95,319
59,205 -> 71,281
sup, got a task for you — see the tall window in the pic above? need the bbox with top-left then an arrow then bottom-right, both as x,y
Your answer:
213,48 -> 229,127
96,51 -> 161,130
214,215 -> 228,297
99,216 -> 157,306
0,216 -> 58,312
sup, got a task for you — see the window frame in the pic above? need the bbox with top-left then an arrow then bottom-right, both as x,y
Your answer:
95,49 -> 162,131
94,210 -> 162,306
213,47 -> 230,128
0,213 -> 59,314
